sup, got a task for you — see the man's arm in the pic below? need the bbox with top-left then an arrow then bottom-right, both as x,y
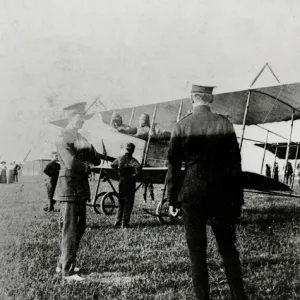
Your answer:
118,126 -> 137,135
135,127 -> 151,140
88,144 -> 101,166
111,157 -> 119,173
43,162 -> 53,177
131,158 -> 141,177
225,120 -> 244,208
57,137 -> 88,174
167,124 -> 183,208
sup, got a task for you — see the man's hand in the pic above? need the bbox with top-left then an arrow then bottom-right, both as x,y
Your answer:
169,205 -> 180,217
84,163 -> 91,174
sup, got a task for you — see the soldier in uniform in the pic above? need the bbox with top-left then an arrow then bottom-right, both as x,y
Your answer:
54,102 -> 101,282
111,112 -> 137,135
134,113 -> 155,201
111,142 -> 141,228
167,85 -> 247,300
43,152 -> 60,212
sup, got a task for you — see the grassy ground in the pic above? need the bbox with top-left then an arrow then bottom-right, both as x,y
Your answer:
1,178 -> 300,299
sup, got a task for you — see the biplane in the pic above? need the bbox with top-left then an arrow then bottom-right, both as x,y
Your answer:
50,81 -> 300,224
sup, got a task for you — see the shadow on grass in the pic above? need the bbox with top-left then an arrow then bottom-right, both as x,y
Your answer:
240,204 -> 300,227
87,220 -> 180,230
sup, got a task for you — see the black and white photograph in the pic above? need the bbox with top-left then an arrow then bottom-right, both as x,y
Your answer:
1,1 -> 300,299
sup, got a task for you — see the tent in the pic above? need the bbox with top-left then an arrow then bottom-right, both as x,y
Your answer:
20,159 -> 51,176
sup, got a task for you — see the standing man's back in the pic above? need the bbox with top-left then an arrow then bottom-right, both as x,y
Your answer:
168,85 -> 247,300
111,142 -> 141,228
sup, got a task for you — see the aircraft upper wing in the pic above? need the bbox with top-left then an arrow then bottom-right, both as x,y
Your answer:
99,82 -> 300,130
213,82 -> 300,125
50,82 -> 300,129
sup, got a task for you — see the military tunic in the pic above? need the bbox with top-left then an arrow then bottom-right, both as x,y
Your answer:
54,128 -> 101,276
168,105 -> 243,216
167,105 -> 246,300
111,153 -> 141,226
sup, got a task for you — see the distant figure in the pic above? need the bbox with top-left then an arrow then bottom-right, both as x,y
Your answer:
111,142 -> 141,228
111,112 -> 137,135
284,161 -> 293,185
7,162 -> 15,184
0,161 -> 7,183
273,162 -> 279,181
297,162 -> 300,186
43,152 -> 60,212
265,164 -> 271,177
13,161 -> 21,182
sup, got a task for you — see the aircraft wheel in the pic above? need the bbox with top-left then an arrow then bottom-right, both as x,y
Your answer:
156,198 -> 182,225
93,192 -> 107,214
100,192 -> 119,215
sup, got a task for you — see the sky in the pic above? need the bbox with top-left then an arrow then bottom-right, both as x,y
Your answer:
1,0 -> 300,172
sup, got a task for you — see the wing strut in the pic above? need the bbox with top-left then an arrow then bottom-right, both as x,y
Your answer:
283,110 -> 295,184
143,104 -> 158,166
129,107 -> 135,126
250,62 -> 280,88
240,91 -> 251,150
176,100 -> 183,122
291,143 -> 300,189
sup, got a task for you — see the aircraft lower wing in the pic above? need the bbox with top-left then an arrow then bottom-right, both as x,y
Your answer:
92,166 -> 169,184
92,166 -> 292,192
242,171 -> 291,192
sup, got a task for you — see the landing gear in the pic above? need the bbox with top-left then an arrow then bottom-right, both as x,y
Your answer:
100,191 -> 119,215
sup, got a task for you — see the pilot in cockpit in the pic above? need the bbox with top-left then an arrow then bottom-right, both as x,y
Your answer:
134,113 -> 153,140
111,112 -> 137,135
134,113 -> 171,141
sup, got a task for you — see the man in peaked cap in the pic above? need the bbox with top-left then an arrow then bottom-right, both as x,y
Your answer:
111,142 -> 141,228
167,85 -> 247,299
111,112 -> 137,135
54,101 -> 101,281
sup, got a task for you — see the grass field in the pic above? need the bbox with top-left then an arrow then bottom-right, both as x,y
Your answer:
1,178 -> 300,300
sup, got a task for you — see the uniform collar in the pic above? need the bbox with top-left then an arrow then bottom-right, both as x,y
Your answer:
193,105 -> 211,114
